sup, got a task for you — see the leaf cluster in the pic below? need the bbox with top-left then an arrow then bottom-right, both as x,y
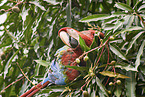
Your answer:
0,0 -> 145,97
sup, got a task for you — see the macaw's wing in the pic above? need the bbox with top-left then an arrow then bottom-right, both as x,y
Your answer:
42,45 -> 81,85
41,60 -> 66,85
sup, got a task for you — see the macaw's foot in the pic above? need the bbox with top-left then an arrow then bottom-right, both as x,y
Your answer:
20,81 -> 50,97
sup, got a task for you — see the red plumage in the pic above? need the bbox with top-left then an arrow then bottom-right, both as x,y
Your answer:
20,27 -> 103,97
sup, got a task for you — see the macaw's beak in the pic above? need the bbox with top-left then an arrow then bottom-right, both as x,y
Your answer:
58,27 -> 79,49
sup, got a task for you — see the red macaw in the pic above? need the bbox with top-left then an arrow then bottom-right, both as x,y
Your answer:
20,27 -> 104,97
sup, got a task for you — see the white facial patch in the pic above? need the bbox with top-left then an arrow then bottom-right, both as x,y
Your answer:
67,29 -> 79,41
59,31 -> 70,47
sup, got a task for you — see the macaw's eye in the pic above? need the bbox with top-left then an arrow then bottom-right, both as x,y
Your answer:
69,36 -> 78,48
71,29 -> 74,32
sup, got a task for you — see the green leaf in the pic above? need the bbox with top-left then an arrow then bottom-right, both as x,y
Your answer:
99,71 -> 130,78
0,35 -> 12,48
29,1 -> 46,11
113,21 -> 123,33
115,63 -> 137,71
112,11 -> 127,16
140,14 -> 145,19
90,35 -> 100,48
127,0 -> 131,6
140,66 -> 145,75
65,65 -> 88,71
125,71 -> 136,97
104,24 -> 115,30
35,60 -> 50,67
79,35 -> 90,51
34,61 -> 40,75
20,8 -> 29,24
46,85 -> 65,89
4,26 -> 18,42
113,26 -> 143,37
114,85 -> 122,97
0,13 -> 7,24
104,17 -> 117,24
98,64 -> 108,68
138,4 -> 145,11
43,0 -> 59,5
91,88 -> 96,97
110,44 -> 127,60
126,31 -> 144,55
126,15 -> 134,28
40,89 -> 52,93
115,2 -> 134,12
4,48 -> 21,78
134,15 -> 139,26
135,40 -> 145,70
47,92 -> 61,97
0,0 -> 7,7
19,80 -> 28,95
80,14 -> 111,22
96,77 -> 109,97
133,1 -> 142,10
69,80 -> 85,89
24,18 -> 34,43
98,89 -> 106,97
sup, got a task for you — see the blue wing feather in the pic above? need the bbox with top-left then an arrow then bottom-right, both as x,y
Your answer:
41,46 -> 69,85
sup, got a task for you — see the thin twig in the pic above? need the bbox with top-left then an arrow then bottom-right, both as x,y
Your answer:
105,77 -> 110,86
92,46 -> 105,70
4,26 -> 18,41
16,62 -> 41,91
105,68 -> 114,86
5,1 -> 25,12
136,13 -> 145,26
113,66 -> 116,74
80,77 -> 93,91
79,37 -> 110,60
104,43 -> 110,71
92,37 -> 110,70
0,76 -> 24,93
3,25 -> 25,45
107,44 -> 110,64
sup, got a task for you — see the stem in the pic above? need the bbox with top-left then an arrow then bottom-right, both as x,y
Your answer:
78,37 -> 110,60
105,68 -> 114,86
113,66 -> 116,74
93,46 -> 105,70
107,44 -> 110,64
0,76 -> 24,93
67,0 -> 71,27
16,62 -> 41,91
80,81 -> 87,91
105,77 -> 110,86
4,26 -> 18,41
5,1 -> 25,12
136,13 -> 145,26
80,77 -> 93,91
104,44 -> 110,71
4,25 -> 25,46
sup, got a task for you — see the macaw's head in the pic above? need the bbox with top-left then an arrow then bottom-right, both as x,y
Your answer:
58,27 -> 82,49
58,27 -> 103,49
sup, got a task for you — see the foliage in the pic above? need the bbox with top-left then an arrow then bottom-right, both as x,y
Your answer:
0,0 -> 145,97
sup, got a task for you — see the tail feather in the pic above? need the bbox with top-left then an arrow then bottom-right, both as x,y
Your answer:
20,81 -> 49,97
